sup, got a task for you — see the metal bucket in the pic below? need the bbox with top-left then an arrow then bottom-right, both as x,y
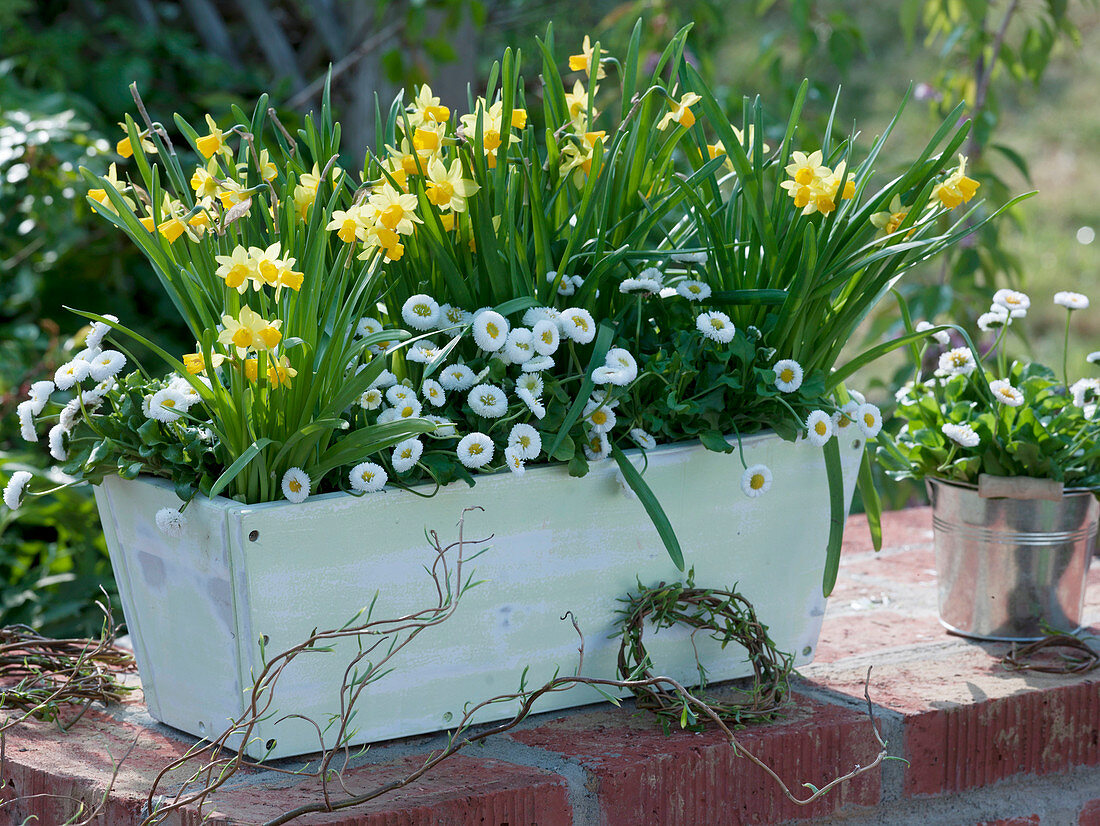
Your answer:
928,477 -> 1099,641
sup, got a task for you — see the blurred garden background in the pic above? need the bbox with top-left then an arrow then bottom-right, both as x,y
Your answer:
2,0 -> 1097,637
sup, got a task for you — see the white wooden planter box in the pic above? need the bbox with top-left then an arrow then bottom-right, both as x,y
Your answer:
94,431 -> 863,759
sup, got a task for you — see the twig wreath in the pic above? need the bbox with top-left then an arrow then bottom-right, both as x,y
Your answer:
616,572 -> 793,731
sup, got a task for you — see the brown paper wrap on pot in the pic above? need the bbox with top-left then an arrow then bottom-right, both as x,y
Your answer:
978,473 -> 1064,501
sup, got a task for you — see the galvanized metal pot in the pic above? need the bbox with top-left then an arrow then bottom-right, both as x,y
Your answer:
928,477 -> 1099,641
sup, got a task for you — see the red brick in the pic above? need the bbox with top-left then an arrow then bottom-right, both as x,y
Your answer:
199,754 -> 572,826
1080,798 -> 1100,826
0,704 -> 570,825
508,692 -> 881,825
813,610 -> 944,663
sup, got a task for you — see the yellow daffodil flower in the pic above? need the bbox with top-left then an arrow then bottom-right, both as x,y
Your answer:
385,140 -> 421,177
369,182 -> 422,236
657,93 -> 701,130
191,158 -> 222,199
88,163 -> 134,215
569,35 -> 606,80
157,216 -> 187,243
266,354 -> 297,388
116,124 -> 156,159
256,149 -> 278,182
217,306 -> 281,355
412,124 -> 446,158
406,85 -> 451,130
214,245 -> 256,293
327,205 -> 366,244
559,131 -> 605,188
426,157 -> 480,213
243,358 -> 259,383
182,350 -> 226,375
932,155 -> 980,208
870,195 -> 912,238
216,178 -> 250,210
196,114 -> 230,159
293,165 -> 321,220
564,80 -> 599,131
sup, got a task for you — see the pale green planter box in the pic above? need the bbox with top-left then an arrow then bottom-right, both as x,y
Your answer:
94,431 -> 863,759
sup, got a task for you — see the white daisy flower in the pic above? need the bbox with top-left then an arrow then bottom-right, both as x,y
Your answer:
401,294 -> 441,330
773,359 -> 803,393
741,464 -> 772,498
359,388 -> 383,410
848,389 -> 867,405
805,410 -> 834,447
523,307 -> 560,327
504,446 -> 526,474
517,388 -> 546,419
29,380 -> 55,403
421,379 -> 446,407
385,384 -> 414,406
630,428 -> 657,450
349,461 -> 387,492
1054,291 -> 1090,311
54,359 -> 91,391
424,414 -> 458,438
591,389 -> 619,409
604,348 -> 638,383
391,438 -> 424,473
369,369 -> 398,389
585,402 -> 617,434
583,431 -> 610,461
17,401 -> 37,442
591,366 -> 618,385
439,364 -> 478,392
437,304 -> 472,329
696,311 -> 735,343
457,432 -> 494,468
394,398 -> 424,419
915,320 -> 951,346
508,423 -> 542,460
168,376 -> 202,404
620,268 -> 663,294
517,373 -> 544,397
1087,351 -> 1100,365
74,347 -> 102,363
48,424 -> 69,461
671,251 -> 708,264
942,422 -> 980,448
83,316 -> 117,352
832,401 -> 860,430
88,350 -> 127,382
472,310 -> 509,352
148,388 -> 189,423
559,308 -> 596,344
856,403 -> 883,439
468,383 -> 507,418
503,327 -> 535,364
355,317 -> 383,338
938,347 -> 977,376
1070,378 -> 1100,408
989,379 -> 1024,407
406,342 -> 442,364
3,471 -> 32,510
993,289 -> 1030,316
532,319 -> 560,356
154,507 -> 186,537
281,467 -> 311,503
977,311 -> 1009,332
59,398 -> 83,431
523,355 -> 555,373
676,280 -> 711,302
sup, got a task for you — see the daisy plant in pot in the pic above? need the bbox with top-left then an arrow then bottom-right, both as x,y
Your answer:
877,291 -> 1099,640
2,22 -> 1025,591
